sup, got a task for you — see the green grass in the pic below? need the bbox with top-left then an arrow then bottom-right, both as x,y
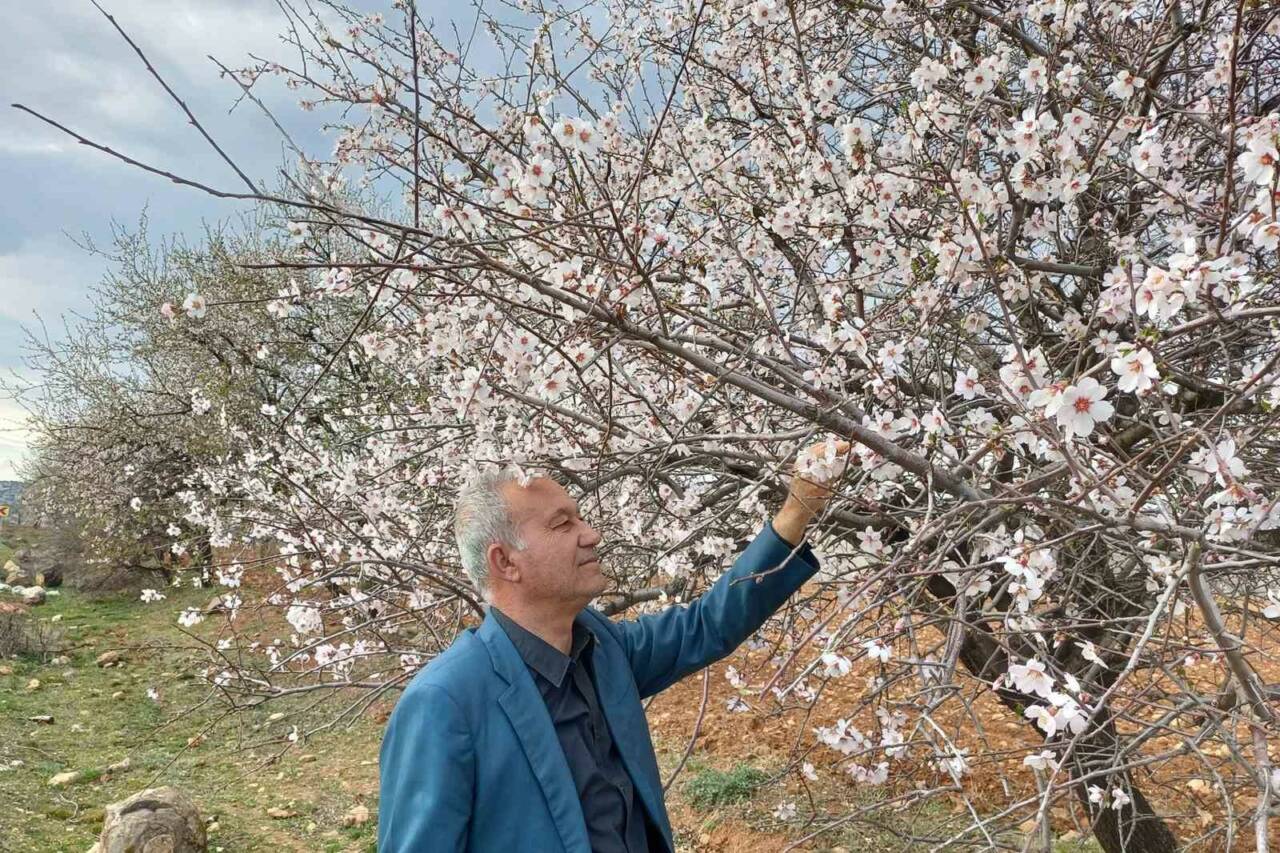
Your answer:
683,760 -> 770,810
0,532 -> 15,566
1,571 -> 383,852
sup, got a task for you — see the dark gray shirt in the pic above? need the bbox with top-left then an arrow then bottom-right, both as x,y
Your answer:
490,606 -> 656,853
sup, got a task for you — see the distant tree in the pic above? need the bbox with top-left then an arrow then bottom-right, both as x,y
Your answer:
4,217 -> 366,588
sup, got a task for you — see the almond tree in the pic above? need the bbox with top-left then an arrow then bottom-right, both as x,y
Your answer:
15,0 -> 1280,849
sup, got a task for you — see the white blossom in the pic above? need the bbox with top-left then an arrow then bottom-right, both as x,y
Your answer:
178,608 -> 205,628
182,293 -> 208,320
1008,658 -> 1055,698
864,640 -> 891,663
1055,377 -> 1114,438
1078,640 -> 1108,669
1110,345 -> 1159,394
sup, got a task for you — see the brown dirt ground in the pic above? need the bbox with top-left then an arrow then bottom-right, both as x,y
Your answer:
640,583 -> 1280,851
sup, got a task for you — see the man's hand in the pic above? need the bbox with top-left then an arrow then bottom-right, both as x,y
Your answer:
772,438 -> 851,546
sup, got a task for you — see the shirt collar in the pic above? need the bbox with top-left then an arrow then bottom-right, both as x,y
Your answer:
489,606 -> 593,688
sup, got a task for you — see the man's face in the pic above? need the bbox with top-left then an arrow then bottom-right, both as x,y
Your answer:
497,477 -> 607,608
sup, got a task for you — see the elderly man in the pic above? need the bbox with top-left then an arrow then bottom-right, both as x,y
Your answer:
378,441 -> 846,852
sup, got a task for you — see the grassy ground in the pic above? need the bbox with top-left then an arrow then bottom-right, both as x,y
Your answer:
0,576 -> 382,852
0,531 -> 16,566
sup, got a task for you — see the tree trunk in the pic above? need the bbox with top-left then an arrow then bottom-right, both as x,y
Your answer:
951,620 -> 1179,853
1069,715 -> 1180,853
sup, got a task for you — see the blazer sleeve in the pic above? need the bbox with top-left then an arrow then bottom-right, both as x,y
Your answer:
610,521 -> 820,698
377,682 -> 474,853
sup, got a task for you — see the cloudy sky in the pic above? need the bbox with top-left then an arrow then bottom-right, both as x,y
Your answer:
0,0 -> 409,480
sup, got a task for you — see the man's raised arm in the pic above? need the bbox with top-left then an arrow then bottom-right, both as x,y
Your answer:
606,440 -> 848,698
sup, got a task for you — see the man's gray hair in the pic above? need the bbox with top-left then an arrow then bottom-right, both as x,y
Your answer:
454,469 -> 527,599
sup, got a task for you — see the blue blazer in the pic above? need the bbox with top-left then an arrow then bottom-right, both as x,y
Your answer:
377,522 -> 819,852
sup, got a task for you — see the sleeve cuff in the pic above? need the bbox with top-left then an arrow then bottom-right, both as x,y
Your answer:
763,520 -> 819,571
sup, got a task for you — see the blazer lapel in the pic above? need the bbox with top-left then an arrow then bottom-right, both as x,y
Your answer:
577,611 -> 675,850
478,613 -> 591,853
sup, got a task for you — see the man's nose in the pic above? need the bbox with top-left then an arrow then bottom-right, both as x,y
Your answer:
581,523 -> 602,547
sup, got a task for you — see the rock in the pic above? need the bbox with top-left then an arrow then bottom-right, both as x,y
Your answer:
21,586 -> 46,606
0,664 -> 12,675
14,548 -> 64,587
34,572 -> 46,587
201,594 -> 238,615
4,559 -> 28,585
342,804 -> 370,827
112,691 -> 125,700
0,601 -> 29,616
97,787 -> 206,853
28,714 -> 54,724
49,770 -> 80,787
26,678 -> 40,691
266,807 -> 297,819
97,651 -> 123,667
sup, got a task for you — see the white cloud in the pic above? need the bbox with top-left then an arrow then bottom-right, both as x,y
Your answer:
6,0 -> 321,162
0,396 -> 35,481
0,239 -> 102,326
20,0 -> 294,90
0,0 -> 376,481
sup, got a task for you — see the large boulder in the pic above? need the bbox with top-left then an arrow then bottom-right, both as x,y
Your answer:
96,787 -> 206,853
11,545 -> 65,587
19,586 -> 46,606
26,554 -> 64,588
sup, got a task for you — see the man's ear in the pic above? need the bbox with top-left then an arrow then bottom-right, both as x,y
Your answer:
486,541 -> 520,585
